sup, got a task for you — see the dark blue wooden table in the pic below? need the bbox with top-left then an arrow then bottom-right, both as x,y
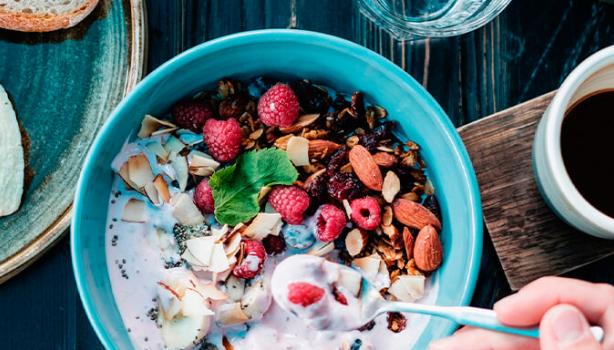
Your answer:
1,0 -> 613,348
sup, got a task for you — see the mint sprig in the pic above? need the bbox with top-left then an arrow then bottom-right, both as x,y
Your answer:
209,148 -> 298,226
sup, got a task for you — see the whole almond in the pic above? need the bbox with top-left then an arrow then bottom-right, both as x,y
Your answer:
392,198 -> 441,230
402,227 -> 414,260
307,139 -> 341,159
413,225 -> 442,272
372,152 -> 397,168
349,145 -> 383,191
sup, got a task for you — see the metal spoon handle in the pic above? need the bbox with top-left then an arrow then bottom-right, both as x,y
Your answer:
382,303 -> 604,341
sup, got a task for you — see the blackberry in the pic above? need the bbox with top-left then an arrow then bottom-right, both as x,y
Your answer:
290,79 -> 331,113
327,172 -> 363,201
262,234 -> 286,255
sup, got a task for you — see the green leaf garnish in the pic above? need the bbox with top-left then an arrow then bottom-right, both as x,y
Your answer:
209,148 -> 298,225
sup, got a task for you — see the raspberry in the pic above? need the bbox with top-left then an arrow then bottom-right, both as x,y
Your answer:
232,240 -> 266,279
257,83 -> 300,127
262,234 -> 286,255
287,282 -> 325,307
171,100 -> 214,132
332,285 -> 348,305
327,172 -> 363,201
203,118 -> 242,162
194,179 -> 214,214
315,204 -> 346,242
350,196 -> 381,230
268,186 -> 310,225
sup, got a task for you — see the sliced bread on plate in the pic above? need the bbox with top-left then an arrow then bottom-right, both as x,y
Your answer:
0,0 -> 99,32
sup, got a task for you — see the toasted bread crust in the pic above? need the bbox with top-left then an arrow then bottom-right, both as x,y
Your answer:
0,0 -> 99,32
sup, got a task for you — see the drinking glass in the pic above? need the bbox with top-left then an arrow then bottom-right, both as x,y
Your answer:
358,0 -> 512,39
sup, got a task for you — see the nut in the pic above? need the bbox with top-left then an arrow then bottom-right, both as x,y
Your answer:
275,137 -> 340,160
392,198 -> 441,230
413,225 -> 442,272
372,152 -> 397,168
382,171 -> 400,203
382,206 -> 393,226
279,113 -> 320,133
348,145 -> 383,191
402,227 -> 414,260
400,192 -> 420,202
345,228 -> 368,257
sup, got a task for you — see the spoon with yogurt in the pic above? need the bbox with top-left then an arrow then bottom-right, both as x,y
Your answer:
271,254 -> 604,341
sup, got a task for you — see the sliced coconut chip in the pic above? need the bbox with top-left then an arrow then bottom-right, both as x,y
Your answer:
121,199 -> 147,222
118,162 -> 139,190
216,302 -> 249,326
170,154 -> 189,191
209,243 -> 231,273
345,228 -> 368,257
279,113 -> 320,133
243,213 -> 282,241
146,140 -> 170,162
157,282 -> 182,320
170,193 -> 204,226
352,254 -> 382,282
177,129 -> 204,146
138,115 -> 177,138
307,242 -> 334,257
199,283 -> 229,301
376,259 -> 391,290
153,175 -> 171,203
211,224 -> 229,241
188,150 -> 220,177
338,268 -> 362,297
257,186 -> 272,204
224,232 -> 242,258
164,135 -> 185,158
342,199 -> 352,219
181,288 -> 214,317
382,171 -> 401,203
224,275 -> 246,302
388,275 -> 425,302
144,182 -> 160,205
181,249 -> 207,269
286,136 -> 310,166
186,236 -> 216,267
240,279 -> 272,321
161,314 -> 210,350
127,153 -> 155,189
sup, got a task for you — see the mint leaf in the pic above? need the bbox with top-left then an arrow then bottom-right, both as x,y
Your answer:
210,148 -> 298,225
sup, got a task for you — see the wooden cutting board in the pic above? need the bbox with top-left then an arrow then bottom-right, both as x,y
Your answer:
458,91 -> 614,290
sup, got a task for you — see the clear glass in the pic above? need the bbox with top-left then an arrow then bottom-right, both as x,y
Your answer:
358,0 -> 512,39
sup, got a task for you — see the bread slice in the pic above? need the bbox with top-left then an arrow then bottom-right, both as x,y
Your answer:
0,84 -> 24,217
0,0 -> 99,32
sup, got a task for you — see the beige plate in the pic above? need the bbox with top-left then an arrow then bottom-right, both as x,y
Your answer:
0,0 -> 147,283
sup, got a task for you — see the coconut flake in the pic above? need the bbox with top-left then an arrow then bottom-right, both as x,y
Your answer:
209,244 -> 231,273
243,213 -> 282,241
185,236 -> 216,267
170,193 -> 204,225
138,115 -> 177,138
127,153 -> 155,189
121,199 -> 148,222
388,275 -> 425,302
286,136 -> 310,166
170,154 -> 189,191
188,150 -> 220,177
382,171 -> 401,203
153,175 -> 171,203
216,302 -> 249,326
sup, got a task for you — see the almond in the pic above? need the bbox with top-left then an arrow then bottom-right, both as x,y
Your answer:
345,228 -> 368,257
381,224 -> 402,249
382,171 -> 400,203
413,225 -> 442,272
275,137 -> 340,160
402,227 -> 414,260
392,198 -> 441,230
279,113 -> 320,133
349,145 -> 383,191
372,152 -> 397,168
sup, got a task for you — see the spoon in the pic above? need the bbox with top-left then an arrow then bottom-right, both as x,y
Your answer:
353,271 -> 605,341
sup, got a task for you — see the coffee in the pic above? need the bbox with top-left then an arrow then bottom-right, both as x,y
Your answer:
560,90 -> 614,218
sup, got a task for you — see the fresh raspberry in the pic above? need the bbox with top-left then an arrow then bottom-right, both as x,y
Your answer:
194,179 -> 214,214
203,118 -> 242,162
315,204 -> 347,242
232,240 -> 266,279
327,172 -> 363,201
332,285 -> 348,305
257,83 -> 300,127
171,100 -> 214,132
287,282 -> 325,307
268,186 -> 310,225
350,196 -> 381,230
262,234 -> 286,255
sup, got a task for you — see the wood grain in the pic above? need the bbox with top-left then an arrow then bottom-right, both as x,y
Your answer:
459,91 -> 614,290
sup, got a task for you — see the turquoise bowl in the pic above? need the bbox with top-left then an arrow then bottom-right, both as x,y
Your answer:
72,29 -> 482,349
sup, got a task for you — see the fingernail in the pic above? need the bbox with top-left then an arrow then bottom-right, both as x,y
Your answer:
551,307 -> 587,345
493,292 -> 519,310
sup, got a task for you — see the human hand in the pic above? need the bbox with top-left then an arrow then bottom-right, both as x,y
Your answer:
429,277 -> 613,350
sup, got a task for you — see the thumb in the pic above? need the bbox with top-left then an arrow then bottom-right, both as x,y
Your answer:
540,304 -> 601,350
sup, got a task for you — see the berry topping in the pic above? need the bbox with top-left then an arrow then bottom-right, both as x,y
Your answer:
287,282 -> 325,307
268,186 -> 311,225
203,118 -> 242,162
282,224 -> 316,249
262,234 -> 286,255
232,240 -> 266,279
327,172 -> 363,201
194,179 -> 215,214
171,100 -> 214,132
315,204 -> 347,242
332,285 -> 348,305
350,196 -> 381,230
257,83 -> 300,127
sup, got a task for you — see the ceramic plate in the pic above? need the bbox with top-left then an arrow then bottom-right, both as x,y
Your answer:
0,0 -> 146,283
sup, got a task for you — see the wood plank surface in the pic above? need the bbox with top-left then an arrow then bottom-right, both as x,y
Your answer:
459,92 -> 614,290
1,0 -> 614,348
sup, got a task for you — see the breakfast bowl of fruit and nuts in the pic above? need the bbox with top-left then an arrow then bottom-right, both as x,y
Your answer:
72,30 -> 482,350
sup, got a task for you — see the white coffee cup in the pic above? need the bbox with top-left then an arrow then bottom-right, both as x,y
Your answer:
533,46 -> 614,239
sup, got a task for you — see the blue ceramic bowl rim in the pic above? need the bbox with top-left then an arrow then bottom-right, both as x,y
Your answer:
71,29 -> 483,349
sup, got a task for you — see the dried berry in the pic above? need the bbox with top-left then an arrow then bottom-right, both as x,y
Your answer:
327,172 -> 363,202
422,195 -> 441,221
358,320 -> 376,332
290,80 -> 331,113
358,121 -> 395,151
326,146 -> 349,176
262,234 -> 286,255
331,285 -> 348,305
350,92 -> 365,120
219,93 -> 249,119
303,169 -> 328,203
387,312 -> 407,333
